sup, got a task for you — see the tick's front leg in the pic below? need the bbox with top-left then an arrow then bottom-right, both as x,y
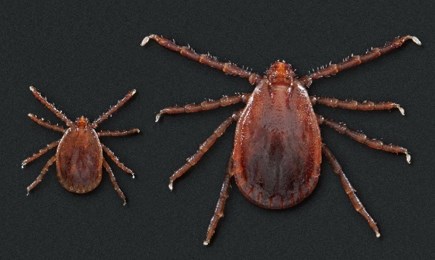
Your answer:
29,86 -> 73,127
141,34 -> 261,85
300,35 -> 421,87
98,128 -> 140,137
92,89 -> 137,128
310,96 -> 404,115
156,94 -> 250,122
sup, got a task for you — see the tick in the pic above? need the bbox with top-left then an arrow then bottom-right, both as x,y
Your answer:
22,87 -> 140,205
141,34 -> 420,245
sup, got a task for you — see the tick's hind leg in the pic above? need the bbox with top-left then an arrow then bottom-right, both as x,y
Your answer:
28,113 -> 66,132
26,155 -> 56,195
92,89 -> 137,128
311,97 -> 404,115
103,160 -> 127,206
204,172 -> 232,246
29,86 -> 73,126
102,144 -> 135,179
317,115 -> 410,163
322,144 -> 380,238
141,35 -> 261,85
156,94 -> 250,122
22,140 -> 60,168
299,35 -> 421,86
168,110 -> 241,191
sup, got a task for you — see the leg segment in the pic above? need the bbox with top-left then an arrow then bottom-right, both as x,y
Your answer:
168,110 -> 242,191
322,144 -> 380,238
98,128 -> 140,137
28,113 -> 66,132
26,155 -> 56,195
91,89 -> 137,128
310,96 -> 404,115
22,140 -> 60,168
103,160 -> 127,206
101,144 -> 135,179
203,172 -> 232,246
299,35 -> 421,86
29,86 -> 73,127
317,115 -> 410,163
156,93 -> 250,122
141,34 -> 261,85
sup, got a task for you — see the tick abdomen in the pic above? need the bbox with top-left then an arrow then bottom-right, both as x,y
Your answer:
56,126 -> 103,194
232,81 -> 322,209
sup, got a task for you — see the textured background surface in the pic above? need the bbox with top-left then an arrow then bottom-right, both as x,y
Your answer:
1,1 -> 434,259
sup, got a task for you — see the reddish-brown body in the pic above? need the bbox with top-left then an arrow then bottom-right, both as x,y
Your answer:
22,88 -> 140,205
232,73 -> 322,209
56,123 -> 103,194
142,34 -> 420,245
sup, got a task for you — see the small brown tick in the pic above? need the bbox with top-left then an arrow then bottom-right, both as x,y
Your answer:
22,87 -> 140,205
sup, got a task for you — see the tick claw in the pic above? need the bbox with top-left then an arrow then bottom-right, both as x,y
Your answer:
140,36 -> 152,46
132,174 -> 135,179
410,36 -> 422,46
405,152 -> 412,164
168,180 -> 173,191
376,231 -> 381,238
26,189 -> 30,196
122,200 -> 127,206
155,112 -> 162,122
203,240 -> 210,246
397,105 -> 405,116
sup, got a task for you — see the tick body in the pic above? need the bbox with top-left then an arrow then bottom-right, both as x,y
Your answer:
22,87 -> 140,205
56,119 -> 103,193
142,34 -> 420,245
232,65 -> 322,209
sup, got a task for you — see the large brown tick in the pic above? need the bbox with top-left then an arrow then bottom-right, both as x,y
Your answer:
22,87 -> 140,205
141,34 -> 421,245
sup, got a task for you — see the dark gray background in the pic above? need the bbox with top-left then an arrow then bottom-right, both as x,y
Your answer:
1,1 -> 434,259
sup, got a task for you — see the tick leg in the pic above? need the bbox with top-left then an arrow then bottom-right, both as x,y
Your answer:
299,35 -> 421,87
310,97 -> 405,115
168,111 -> 241,191
91,89 -> 137,128
141,34 -> 261,85
317,115 -> 410,163
22,140 -> 60,168
101,144 -> 135,179
28,113 -> 66,132
98,128 -> 140,137
322,144 -> 380,238
29,86 -> 73,126
26,155 -> 56,195
103,160 -> 127,206
203,172 -> 232,246
156,93 -> 250,122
